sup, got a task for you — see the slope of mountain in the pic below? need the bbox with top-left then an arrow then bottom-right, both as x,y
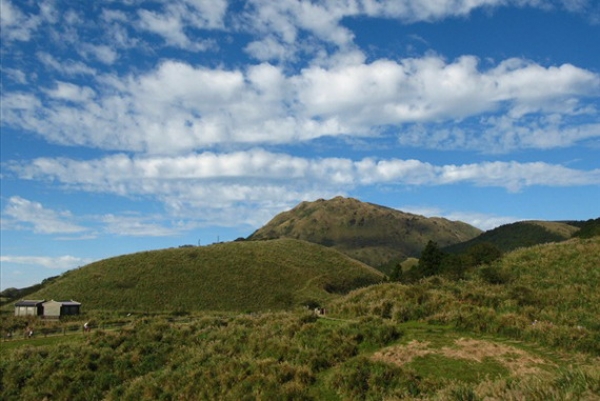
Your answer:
443,220 -> 579,254
329,236 -> 600,354
247,196 -> 482,270
24,239 -> 383,312
572,217 -> 600,238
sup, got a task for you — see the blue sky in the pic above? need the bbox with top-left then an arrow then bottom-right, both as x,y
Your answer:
1,0 -> 599,290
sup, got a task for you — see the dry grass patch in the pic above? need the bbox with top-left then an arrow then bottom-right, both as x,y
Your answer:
372,339 -> 432,365
372,337 -> 550,377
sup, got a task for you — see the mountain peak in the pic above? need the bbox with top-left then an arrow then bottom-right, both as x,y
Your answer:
248,197 -> 481,271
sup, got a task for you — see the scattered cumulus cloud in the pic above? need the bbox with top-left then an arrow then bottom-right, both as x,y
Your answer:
0,0 -> 42,42
0,197 -> 189,238
9,151 -> 600,213
2,56 -> 598,154
136,0 -> 227,50
101,214 -> 188,237
0,255 -> 94,270
2,196 -> 87,234
36,52 -> 97,76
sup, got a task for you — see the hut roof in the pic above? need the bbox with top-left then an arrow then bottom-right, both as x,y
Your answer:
43,300 -> 81,306
14,300 -> 45,307
58,300 -> 81,306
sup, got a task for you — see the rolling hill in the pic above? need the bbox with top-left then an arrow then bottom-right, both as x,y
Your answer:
442,220 -> 580,254
24,239 -> 384,312
247,196 -> 481,271
329,236 -> 600,354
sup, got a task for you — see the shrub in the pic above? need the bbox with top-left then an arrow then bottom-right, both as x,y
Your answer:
479,265 -> 511,285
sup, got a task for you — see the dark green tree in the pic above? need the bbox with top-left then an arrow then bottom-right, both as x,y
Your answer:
465,242 -> 502,266
440,254 -> 467,280
574,218 -> 600,239
418,240 -> 445,278
388,263 -> 403,282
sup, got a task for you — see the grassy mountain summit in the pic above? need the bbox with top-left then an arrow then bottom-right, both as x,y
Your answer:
26,239 -> 383,313
247,196 -> 481,270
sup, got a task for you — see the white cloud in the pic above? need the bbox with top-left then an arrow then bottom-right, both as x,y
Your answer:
245,36 -> 295,62
36,52 -> 97,76
101,214 -> 185,237
0,255 -> 93,270
0,196 -> 197,238
8,151 -> 597,230
358,0 -> 503,21
0,0 -> 41,42
10,150 -> 600,199
297,56 -> 599,125
79,43 -> 118,65
399,112 -> 600,153
397,205 -> 520,231
2,197 -> 87,234
445,212 -> 522,231
2,55 -> 597,154
240,0 -> 596,63
44,81 -> 96,103
3,68 -> 28,85
136,0 -> 227,50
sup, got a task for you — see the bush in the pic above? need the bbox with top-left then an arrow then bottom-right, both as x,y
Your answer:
479,265 -> 511,285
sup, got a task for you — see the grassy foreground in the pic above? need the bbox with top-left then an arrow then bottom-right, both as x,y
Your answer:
1,313 -> 598,400
1,237 -> 599,400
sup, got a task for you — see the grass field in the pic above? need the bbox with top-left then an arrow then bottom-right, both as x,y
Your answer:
1,236 -> 598,400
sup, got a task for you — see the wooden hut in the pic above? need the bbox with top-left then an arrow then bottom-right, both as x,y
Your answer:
42,300 -> 81,319
14,300 -> 45,316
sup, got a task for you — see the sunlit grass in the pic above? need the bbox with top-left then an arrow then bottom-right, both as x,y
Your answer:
24,239 -> 383,313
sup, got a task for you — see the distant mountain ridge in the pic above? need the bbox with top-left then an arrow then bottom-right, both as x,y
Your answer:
442,220 -> 580,254
247,196 -> 482,271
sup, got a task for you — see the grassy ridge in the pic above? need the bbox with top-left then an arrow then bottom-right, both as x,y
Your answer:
27,239 -> 384,312
443,220 -> 579,254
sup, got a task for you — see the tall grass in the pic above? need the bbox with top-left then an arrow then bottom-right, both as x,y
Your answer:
1,312 -> 403,400
329,237 -> 600,355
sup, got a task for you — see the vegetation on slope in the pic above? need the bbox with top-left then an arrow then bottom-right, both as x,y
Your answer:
2,237 -> 599,400
443,220 -> 579,254
330,236 -> 600,355
248,196 -> 481,272
27,239 -> 383,313
2,311 -> 598,400
573,217 -> 600,239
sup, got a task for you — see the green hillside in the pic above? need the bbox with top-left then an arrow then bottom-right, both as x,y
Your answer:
330,236 -> 600,355
443,220 -> 579,254
573,217 -> 600,238
248,196 -> 481,271
2,237 -> 599,400
27,239 -> 384,312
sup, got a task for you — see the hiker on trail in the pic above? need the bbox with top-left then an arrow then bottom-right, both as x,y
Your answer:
26,328 -> 33,338
84,322 -> 90,333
